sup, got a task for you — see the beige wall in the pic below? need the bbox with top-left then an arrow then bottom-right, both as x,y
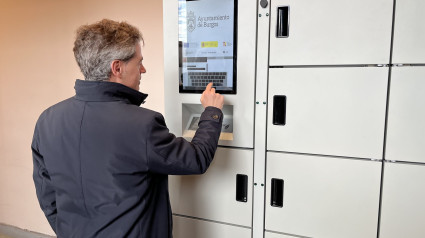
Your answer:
0,0 -> 164,235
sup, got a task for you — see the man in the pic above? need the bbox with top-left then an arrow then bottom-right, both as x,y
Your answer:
32,19 -> 224,237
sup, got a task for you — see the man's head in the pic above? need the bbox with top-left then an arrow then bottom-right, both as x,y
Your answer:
73,19 -> 146,90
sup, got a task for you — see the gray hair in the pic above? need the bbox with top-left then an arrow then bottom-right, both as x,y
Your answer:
73,19 -> 143,81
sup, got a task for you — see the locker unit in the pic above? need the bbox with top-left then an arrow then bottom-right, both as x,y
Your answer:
267,67 -> 388,159
265,153 -> 381,238
379,163 -> 425,238
163,0 -> 425,237
263,0 -> 393,235
386,67 -> 425,163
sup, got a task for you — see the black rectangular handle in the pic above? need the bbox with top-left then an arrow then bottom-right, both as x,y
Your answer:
236,174 -> 248,202
273,95 -> 287,125
276,6 -> 290,38
271,178 -> 284,207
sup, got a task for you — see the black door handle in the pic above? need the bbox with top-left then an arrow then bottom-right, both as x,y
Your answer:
271,178 -> 284,207
277,6 -> 290,38
236,174 -> 248,202
273,95 -> 287,125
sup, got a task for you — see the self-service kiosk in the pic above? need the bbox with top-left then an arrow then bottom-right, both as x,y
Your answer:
163,0 -> 425,237
164,0 -> 256,237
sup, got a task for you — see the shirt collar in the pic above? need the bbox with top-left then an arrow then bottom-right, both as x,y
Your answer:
74,79 -> 148,106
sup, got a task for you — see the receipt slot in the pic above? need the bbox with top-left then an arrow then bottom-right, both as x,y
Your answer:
182,104 -> 234,141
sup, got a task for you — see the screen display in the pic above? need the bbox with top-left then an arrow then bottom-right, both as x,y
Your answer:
178,0 -> 237,94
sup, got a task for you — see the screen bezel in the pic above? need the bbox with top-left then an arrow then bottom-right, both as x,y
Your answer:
178,0 -> 238,94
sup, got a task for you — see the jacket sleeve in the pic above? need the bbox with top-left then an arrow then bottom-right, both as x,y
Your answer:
32,125 -> 57,233
146,106 -> 223,175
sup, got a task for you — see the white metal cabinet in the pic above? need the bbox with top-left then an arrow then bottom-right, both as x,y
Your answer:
380,163 -> 425,238
386,67 -> 425,163
265,152 -> 381,238
392,0 -> 425,64
269,0 -> 393,65
267,67 -> 388,159
169,148 -> 253,227
173,215 -> 251,238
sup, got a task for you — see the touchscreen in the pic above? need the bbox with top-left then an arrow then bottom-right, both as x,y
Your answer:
178,0 -> 237,94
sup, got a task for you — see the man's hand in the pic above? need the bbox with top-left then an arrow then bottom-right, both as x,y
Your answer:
200,83 -> 224,110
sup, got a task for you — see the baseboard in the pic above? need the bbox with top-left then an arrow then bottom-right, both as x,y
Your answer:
0,223 -> 54,238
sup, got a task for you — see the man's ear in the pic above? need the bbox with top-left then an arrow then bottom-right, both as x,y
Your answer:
110,60 -> 122,78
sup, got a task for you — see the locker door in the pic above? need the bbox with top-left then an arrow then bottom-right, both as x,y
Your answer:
173,216 -> 251,238
269,0 -> 393,65
169,148 -> 253,233
386,67 -> 425,163
380,163 -> 425,238
267,67 -> 388,159
392,0 -> 425,64
265,152 -> 381,238
265,232 -> 294,238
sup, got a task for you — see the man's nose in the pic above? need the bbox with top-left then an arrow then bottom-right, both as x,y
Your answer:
140,65 -> 146,74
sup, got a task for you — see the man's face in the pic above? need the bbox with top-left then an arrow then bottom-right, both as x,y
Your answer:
121,43 -> 146,91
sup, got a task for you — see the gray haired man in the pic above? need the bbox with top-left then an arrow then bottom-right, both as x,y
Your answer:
32,19 -> 224,237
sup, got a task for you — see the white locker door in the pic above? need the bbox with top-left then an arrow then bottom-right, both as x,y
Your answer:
392,0 -> 425,64
173,216 -> 251,238
169,148 -> 253,228
386,67 -> 425,163
265,232 -> 295,238
380,163 -> 425,238
269,0 -> 393,65
267,67 -> 388,159
265,152 -> 381,238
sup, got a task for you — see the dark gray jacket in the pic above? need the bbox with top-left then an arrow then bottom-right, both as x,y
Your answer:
32,80 -> 223,238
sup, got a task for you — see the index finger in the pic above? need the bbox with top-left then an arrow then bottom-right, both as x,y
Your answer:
205,82 -> 213,92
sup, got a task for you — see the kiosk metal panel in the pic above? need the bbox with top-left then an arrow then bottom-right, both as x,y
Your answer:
164,0 -> 256,149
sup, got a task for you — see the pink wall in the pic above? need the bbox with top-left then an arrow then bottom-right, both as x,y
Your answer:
0,0 -> 164,235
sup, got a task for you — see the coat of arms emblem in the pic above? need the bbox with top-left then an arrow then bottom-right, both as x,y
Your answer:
187,11 -> 196,32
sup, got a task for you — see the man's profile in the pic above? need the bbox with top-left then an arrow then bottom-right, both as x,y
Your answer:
32,19 -> 224,237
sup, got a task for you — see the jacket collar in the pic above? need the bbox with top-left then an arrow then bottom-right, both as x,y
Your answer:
74,79 -> 148,106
